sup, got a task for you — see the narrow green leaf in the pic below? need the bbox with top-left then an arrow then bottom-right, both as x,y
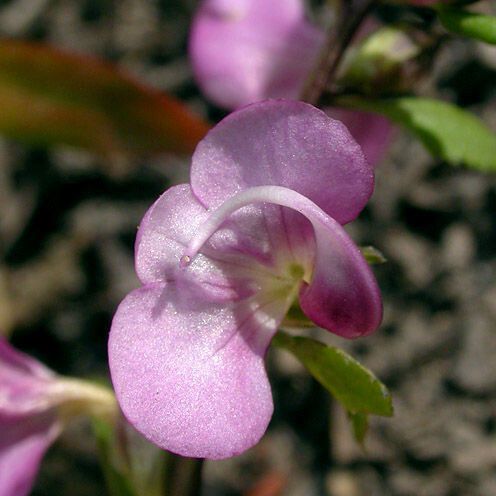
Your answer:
92,418 -> 136,496
93,418 -> 168,496
338,96 -> 496,171
360,246 -> 387,265
348,411 -> 369,446
125,424 -> 168,496
0,40 -> 210,158
272,332 -> 393,417
438,7 -> 496,45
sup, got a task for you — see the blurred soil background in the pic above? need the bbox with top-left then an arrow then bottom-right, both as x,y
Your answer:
0,0 -> 496,495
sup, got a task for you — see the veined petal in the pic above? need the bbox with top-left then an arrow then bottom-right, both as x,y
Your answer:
135,184 -> 269,301
0,413 -> 60,496
326,108 -> 394,168
191,100 -> 374,225
108,283 -> 291,459
136,183 -> 314,300
297,219 -> 382,339
189,0 -> 324,109
181,185 -> 382,339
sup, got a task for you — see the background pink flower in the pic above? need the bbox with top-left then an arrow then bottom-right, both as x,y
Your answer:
190,0 -> 394,167
0,340 -> 62,496
0,340 -> 116,496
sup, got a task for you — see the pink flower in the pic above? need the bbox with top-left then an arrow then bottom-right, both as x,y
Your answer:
0,341 -> 60,496
190,0 -> 324,109
0,340 -> 116,496
109,100 -> 382,460
189,0 -> 393,167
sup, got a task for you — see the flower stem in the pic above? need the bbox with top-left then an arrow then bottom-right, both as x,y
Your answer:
164,454 -> 204,496
54,377 -> 118,424
300,0 -> 376,106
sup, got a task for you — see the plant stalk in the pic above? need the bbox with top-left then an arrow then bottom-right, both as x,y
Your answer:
164,454 -> 204,496
300,0 -> 377,106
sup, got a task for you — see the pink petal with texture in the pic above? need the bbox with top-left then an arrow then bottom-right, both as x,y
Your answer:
135,183 -> 277,299
191,100 -> 374,225
181,185 -> 382,339
108,283 -> 290,459
297,210 -> 382,338
190,0 -> 324,109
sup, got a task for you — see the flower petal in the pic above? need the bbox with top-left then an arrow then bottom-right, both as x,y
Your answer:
0,412 -> 60,496
189,0 -> 324,109
135,184 -> 267,301
298,214 -> 383,339
0,339 -> 54,380
108,283 -> 289,459
0,339 -> 55,416
326,108 -> 394,168
191,100 -> 374,225
179,185 -> 382,339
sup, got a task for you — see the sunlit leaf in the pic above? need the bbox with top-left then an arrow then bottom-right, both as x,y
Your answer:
360,246 -> 387,265
0,40 -> 210,158
339,96 -> 496,171
272,332 -> 393,417
438,7 -> 496,45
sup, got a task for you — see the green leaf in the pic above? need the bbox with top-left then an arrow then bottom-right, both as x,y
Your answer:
93,417 -> 168,496
0,40 -> 209,158
92,418 -> 136,496
125,424 -> 168,496
338,26 -> 422,95
348,411 -> 369,446
438,7 -> 496,45
360,246 -> 387,265
338,96 -> 496,171
272,332 -> 393,417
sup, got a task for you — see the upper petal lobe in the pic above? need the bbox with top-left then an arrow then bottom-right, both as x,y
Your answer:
191,100 -> 374,225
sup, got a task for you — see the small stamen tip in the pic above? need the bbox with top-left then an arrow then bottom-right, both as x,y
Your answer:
179,255 -> 191,268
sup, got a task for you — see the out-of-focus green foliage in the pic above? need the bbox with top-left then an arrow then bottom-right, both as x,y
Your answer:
339,26 -> 424,94
348,411 -> 369,446
93,418 -> 137,496
438,7 -> 496,45
360,246 -> 388,265
93,418 -> 167,496
340,96 -> 496,171
0,40 -> 210,160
